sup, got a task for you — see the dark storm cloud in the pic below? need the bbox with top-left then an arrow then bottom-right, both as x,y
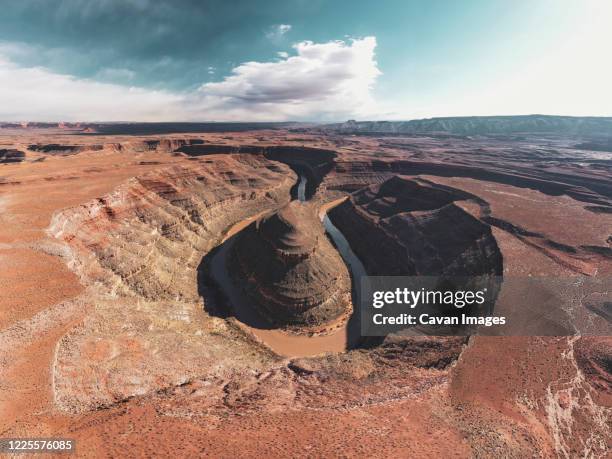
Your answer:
0,0 -> 322,89
0,0 -> 384,121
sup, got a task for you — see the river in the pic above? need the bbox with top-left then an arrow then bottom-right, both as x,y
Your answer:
206,173 -> 367,357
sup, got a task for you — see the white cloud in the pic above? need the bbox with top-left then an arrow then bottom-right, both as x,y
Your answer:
277,51 -> 289,59
197,37 -> 381,121
0,54 -> 184,121
265,24 -> 292,41
0,37 -> 382,122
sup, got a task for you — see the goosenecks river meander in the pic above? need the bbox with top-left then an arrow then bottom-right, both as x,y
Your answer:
207,173 -> 367,357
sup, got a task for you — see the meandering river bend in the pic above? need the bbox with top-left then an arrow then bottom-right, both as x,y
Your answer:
207,174 -> 367,357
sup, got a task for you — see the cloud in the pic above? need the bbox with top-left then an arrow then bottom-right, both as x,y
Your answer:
0,54 -> 184,121
197,37 -> 381,120
265,24 -> 292,41
0,36 -> 382,122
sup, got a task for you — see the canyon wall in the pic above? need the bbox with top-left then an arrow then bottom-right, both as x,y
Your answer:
328,176 -> 503,277
46,154 -> 297,411
48,154 -> 295,302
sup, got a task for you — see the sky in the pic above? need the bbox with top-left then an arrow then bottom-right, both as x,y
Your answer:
0,0 -> 611,122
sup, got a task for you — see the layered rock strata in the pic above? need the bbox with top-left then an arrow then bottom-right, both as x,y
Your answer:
44,155 -> 297,411
177,145 -> 337,198
328,175 -> 503,333
229,201 -> 352,330
329,175 -> 503,277
49,154 -> 295,302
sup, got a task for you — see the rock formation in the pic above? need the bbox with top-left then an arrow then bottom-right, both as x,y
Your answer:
0,149 -> 25,163
1,125 -> 609,457
329,175 -> 503,277
48,154 -> 295,302
328,175 -> 503,332
230,201 -> 352,330
177,144 -> 337,199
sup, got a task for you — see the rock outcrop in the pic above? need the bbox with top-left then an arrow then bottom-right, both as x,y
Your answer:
329,175 -> 503,277
2,125 -> 610,457
49,154 -> 295,302
28,144 -> 102,155
0,149 -> 25,163
177,145 -> 337,199
328,175 -> 502,333
230,201 -> 351,330
44,154 -> 296,412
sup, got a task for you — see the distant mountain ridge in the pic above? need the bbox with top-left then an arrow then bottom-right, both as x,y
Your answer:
0,121 -> 298,135
322,115 -> 612,136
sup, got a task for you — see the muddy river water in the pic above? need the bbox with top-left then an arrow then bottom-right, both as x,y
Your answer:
207,174 -> 367,357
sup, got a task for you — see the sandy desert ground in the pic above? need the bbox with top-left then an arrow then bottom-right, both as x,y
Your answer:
0,124 -> 610,457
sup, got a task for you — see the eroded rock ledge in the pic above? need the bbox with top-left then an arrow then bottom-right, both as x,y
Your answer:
329,175 -> 503,277
43,157 -> 469,415
46,154 -> 298,412
229,201 -> 352,330
48,154 -> 295,302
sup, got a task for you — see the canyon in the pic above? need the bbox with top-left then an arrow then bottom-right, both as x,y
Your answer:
0,120 -> 610,457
